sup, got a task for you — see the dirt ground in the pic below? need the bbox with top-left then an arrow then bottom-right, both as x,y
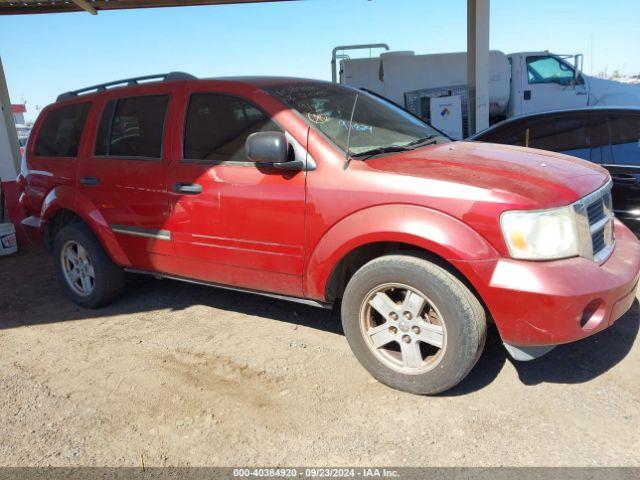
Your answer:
1,247 -> 639,467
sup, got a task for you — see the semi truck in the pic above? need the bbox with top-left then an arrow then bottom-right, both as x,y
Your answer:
333,44 -> 640,138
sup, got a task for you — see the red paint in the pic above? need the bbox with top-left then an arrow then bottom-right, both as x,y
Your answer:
1,180 -> 26,243
20,77 -> 640,348
451,220 -> 640,346
163,82 -> 309,295
76,83 -> 179,273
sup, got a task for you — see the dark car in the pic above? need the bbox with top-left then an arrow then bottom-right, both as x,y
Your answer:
471,107 -> 640,235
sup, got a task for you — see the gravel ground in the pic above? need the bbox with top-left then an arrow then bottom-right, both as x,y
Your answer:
0,247 -> 639,467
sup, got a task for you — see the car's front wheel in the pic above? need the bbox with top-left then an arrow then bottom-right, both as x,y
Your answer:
53,223 -> 124,308
341,254 -> 486,395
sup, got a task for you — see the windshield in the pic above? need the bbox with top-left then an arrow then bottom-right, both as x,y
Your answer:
269,83 -> 445,155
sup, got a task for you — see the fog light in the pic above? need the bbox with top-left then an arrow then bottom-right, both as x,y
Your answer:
580,299 -> 605,330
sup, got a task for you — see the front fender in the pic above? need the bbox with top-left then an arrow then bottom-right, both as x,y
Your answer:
41,185 -> 131,266
304,204 -> 500,300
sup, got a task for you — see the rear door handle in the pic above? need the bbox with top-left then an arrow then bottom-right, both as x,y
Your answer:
80,176 -> 100,186
173,182 -> 203,195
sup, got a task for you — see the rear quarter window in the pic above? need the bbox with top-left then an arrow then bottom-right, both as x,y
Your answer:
34,102 -> 91,157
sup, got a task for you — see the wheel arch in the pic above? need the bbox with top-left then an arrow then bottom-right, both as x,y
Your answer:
43,208 -> 82,251
304,204 -> 500,304
326,241 -> 490,314
40,186 -> 131,266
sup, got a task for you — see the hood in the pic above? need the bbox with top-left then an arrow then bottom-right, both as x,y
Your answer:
362,141 -> 609,209
587,76 -> 640,105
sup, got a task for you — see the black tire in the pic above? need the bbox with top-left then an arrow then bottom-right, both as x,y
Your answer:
53,222 -> 125,308
341,254 -> 486,395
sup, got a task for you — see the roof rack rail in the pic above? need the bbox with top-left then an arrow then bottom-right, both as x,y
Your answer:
56,71 -> 197,102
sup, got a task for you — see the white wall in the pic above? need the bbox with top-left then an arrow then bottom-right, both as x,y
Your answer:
0,57 -> 19,181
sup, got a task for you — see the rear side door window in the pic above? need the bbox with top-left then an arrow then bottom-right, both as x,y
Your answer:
477,120 -> 527,146
585,113 -> 609,164
183,93 -> 281,163
608,115 -> 640,166
34,102 -> 91,157
94,94 -> 169,159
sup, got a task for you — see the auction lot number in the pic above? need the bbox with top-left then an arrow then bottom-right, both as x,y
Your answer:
233,468 -> 399,478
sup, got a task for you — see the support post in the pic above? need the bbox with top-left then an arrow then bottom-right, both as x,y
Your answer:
71,0 -> 98,15
467,0 -> 490,135
0,57 -> 19,178
0,56 -> 25,238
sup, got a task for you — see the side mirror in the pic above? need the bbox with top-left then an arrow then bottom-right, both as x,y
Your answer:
246,131 -> 288,164
573,54 -> 583,83
246,132 -> 305,171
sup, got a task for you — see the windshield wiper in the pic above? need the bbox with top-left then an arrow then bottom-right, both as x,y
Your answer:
351,145 -> 413,160
351,137 -> 440,160
403,135 -> 439,148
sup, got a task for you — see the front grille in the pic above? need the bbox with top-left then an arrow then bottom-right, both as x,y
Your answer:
576,182 -> 614,262
587,198 -> 606,225
591,228 -> 606,253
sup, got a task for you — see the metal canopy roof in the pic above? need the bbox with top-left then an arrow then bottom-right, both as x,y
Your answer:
0,0 -> 291,16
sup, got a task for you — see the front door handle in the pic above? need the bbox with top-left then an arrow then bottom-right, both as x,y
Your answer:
173,182 -> 203,194
80,176 -> 100,186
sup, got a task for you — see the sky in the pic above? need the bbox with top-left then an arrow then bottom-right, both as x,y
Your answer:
1,0 -> 639,122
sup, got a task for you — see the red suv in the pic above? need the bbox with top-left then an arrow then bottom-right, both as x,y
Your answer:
19,73 -> 640,394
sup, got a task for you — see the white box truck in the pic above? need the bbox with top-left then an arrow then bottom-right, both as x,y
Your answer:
334,45 -> 640,138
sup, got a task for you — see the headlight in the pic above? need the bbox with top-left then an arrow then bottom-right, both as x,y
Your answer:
500,206 -> 579,260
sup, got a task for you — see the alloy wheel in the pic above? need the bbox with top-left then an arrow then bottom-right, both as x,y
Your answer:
359,283 -> 447,374
60,240 -> 96,297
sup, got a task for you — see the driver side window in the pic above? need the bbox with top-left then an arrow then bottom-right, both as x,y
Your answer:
182,93 -> 281,163
526,56 -> 575,85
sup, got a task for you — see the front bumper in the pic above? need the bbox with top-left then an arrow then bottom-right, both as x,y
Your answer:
453,219 -> 640,349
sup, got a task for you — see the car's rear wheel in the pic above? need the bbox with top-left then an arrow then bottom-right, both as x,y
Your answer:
341,254 -> 486,395
53,223 -> 124,308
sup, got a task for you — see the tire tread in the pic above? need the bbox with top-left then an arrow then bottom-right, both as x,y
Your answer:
341,253 -> 486,394
53,222 -> 124,308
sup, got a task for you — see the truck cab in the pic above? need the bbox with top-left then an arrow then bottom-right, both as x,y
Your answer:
508,51 -> 640,118
507,52 -> 589,117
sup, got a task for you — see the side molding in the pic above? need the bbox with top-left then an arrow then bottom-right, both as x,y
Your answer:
111,225 -> 171,241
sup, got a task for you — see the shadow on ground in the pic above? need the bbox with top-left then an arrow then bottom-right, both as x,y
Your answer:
2,248 -> 638,394
0,248 -> 342,335
446,299 -> 640,395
